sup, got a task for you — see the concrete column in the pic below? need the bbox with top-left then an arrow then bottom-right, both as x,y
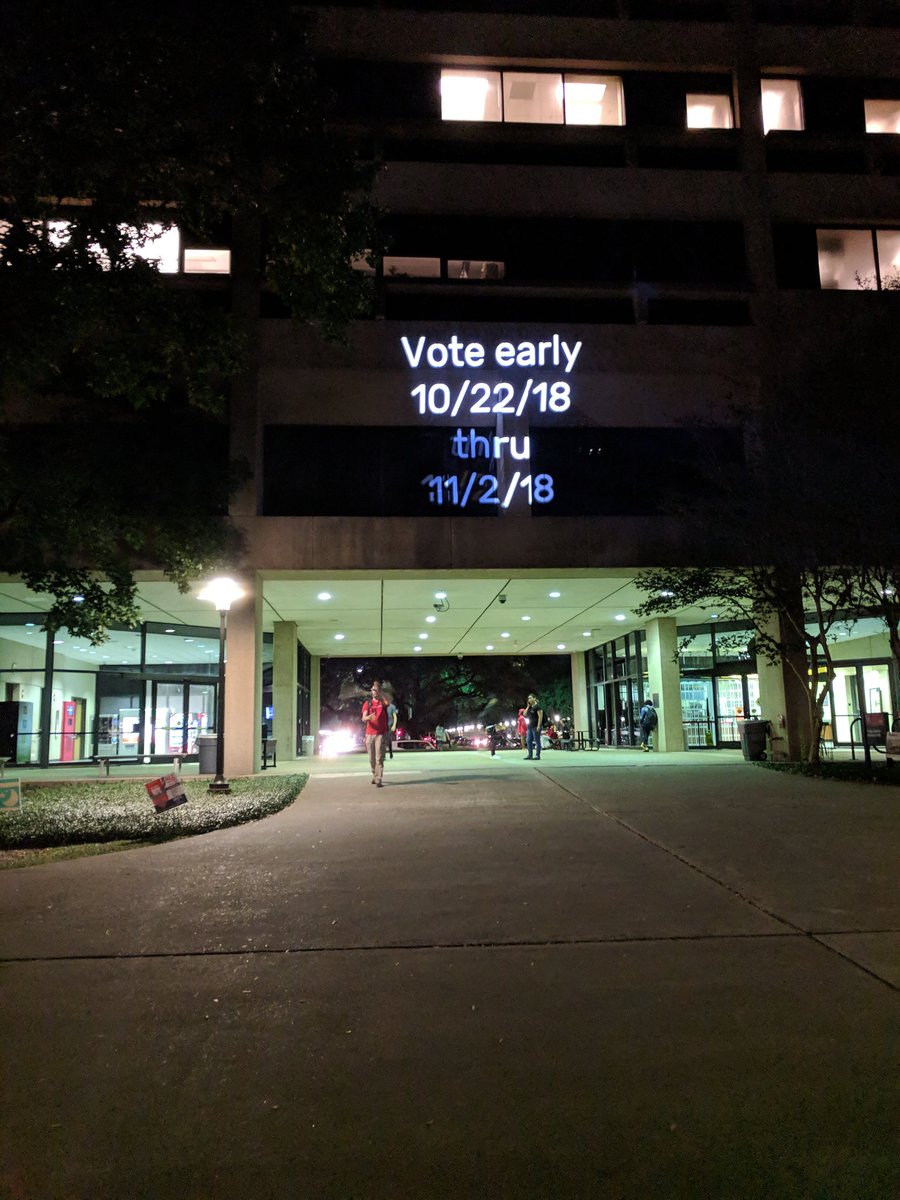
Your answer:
755,610 -> 806,762
223,572 -> 262,778
273,621 -> 298,760
645,617 -> 684,753
309,655 -> 321,754
570,653 -> 589,735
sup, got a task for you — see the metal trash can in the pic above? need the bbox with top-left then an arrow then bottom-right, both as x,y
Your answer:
738,719 -> 769,762
197,734 -> 218,773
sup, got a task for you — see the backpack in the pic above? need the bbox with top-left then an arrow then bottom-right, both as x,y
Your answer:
641,706 -> 658,731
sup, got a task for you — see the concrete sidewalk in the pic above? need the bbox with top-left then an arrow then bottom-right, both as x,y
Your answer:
1,759 -> 897,1198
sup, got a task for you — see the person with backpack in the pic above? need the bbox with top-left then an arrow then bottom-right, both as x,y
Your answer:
639,699 -> 658,752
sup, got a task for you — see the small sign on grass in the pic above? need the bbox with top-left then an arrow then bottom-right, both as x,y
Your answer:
0,781 -> 22,811
145,774 -> 188,813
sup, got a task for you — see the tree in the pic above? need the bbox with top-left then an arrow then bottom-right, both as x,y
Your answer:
320,656 -> 572,736
0,2 -> 378,639
635,306 -> 900,763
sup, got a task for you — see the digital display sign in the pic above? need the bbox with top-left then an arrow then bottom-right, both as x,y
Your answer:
401,334 -> 582,513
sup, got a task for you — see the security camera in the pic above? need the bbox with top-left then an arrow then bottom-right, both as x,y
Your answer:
498,594 -> 507,604
433,603 -> 441,611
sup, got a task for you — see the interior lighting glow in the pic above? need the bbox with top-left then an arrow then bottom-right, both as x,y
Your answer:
563,79 -> 607,125
72,594 -> 85,603
53,640 -> 63,645
864,99 -> 900,134
659,590 -> 675,598
686,94 -> 733,130
440,72 -> 497,122
165,628 -> 175,633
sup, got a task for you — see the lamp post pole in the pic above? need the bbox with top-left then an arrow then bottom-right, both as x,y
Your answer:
197,577 -> 244,795
211,607 -> 229,793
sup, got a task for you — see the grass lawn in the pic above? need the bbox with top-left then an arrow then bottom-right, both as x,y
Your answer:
0,774 -> 307,868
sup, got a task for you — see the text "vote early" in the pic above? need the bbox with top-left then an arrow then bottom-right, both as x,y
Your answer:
401,334 -> 583,375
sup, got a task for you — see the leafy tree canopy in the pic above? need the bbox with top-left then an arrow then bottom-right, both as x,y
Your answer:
0,1 -> 378,638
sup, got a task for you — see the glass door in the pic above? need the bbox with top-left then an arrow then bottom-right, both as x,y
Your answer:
142,679 -> 217,758
715,675 -> 745,745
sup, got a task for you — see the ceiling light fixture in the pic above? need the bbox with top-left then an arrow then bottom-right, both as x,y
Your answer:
334,633 -> 345,641
521,615 -> 531,621
419,633 -> 428,640
556,643 -> 566,650
500,632 -> 510,638
614,614 -> 626,621
549,591 -> 561,598
425,615 -> 437,623
317,592 -> 332,601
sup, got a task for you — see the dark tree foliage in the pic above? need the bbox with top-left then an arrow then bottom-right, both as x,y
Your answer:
321,656 -> 573,736
636,306 -> 900,762
0,1 -> 378,638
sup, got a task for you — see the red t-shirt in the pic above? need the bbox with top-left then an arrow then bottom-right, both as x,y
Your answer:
362,699 -> 389,735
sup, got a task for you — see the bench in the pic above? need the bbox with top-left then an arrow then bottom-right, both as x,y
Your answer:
93,754 -> 143,776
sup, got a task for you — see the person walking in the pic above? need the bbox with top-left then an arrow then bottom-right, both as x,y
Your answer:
362,682 -> 389,785
639,698 -> 658,752
523,693 -> 544,760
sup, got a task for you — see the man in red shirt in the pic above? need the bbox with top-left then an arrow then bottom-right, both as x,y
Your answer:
361,681 -> 389,786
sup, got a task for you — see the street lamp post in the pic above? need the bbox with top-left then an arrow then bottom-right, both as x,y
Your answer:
197,577 -> 244,793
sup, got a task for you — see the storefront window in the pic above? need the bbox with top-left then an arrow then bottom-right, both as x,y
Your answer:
679,630 -> 713,669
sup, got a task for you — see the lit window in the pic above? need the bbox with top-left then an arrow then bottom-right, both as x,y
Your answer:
816,229 -> 876,290
864,99 -> 900,134
448,259 -> 505,280
686,93 -> 734,130
383,256 -> 441,278
875,230 -> 900,290
564,75 -> 625,126
761,79 -> 803,133
503,72 -> 563,125
43,220 -> 180,272
440,70 -> 502,122
183,248 -> 231,274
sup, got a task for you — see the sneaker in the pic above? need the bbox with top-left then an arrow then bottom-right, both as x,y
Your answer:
371,778 -> 377,784
523,755 -> 533,760
376,781 -> 383,787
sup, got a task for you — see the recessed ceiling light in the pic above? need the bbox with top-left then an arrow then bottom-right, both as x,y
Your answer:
165,660 -> 173,665
582,631 -> 591,637
72,595 -> 85,603
425,615 -> 437,623
659,589 -> 675,598
53,639 -> 63,645
184,638 -> 194,643
557,643 -> 566,650
485,644 -> 494,650
419,633 -> 428,640
521,615 -> 531,621
500,632 -> 510,638
165,628 -> 175,633
24,622 -> 35,627
334,633 -> 345,641
614,614 -> 626,621
709,613 -> 719,620
414,645 -> 422,652
317,592 -> 332,601
549,591 -> 561,598
434,591 -> 447,600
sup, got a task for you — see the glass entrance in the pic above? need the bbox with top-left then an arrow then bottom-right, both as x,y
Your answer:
143,679 -> 215,757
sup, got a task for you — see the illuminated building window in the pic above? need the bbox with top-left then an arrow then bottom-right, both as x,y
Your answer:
564,75 -> 625,127
761,79 -> 804,132
440,70 -> 502,122
383,256 -> 441,278
686,93 -> 734,129
817,230 -> 875,289
448,260 -> 505,280
503,72 -> 564,124
440,69 -> 624,127
875,230 -> 900,289
864,99 -> 900,134
183,248 -> 231,274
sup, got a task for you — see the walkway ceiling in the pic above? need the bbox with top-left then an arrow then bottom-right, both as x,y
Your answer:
0,571 -> 721,658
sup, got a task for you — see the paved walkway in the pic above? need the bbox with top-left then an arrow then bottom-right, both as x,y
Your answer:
1,755 -> 898,1199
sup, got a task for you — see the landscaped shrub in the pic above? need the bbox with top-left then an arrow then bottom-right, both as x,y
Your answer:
760,761 -> 900,786
0,775 -> 307,849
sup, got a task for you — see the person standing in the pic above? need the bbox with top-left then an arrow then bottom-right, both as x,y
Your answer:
517,707 -> 528,749
523,693 -> 544,761
362,682 -> 389,785
385,696 -> 398,760
639,698 -> 658,752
